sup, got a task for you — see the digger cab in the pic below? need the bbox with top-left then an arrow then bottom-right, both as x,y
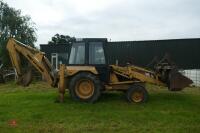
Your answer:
68,38 -> 110,82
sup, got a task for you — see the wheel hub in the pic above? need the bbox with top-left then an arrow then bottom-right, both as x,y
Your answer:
75,79 -> 94,99
131,91 -> 143,103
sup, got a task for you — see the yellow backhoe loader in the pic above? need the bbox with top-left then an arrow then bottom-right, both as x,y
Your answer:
6,38 -> 193,103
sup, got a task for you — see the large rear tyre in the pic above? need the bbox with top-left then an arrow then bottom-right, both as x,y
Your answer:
126,85 -> 148,103
69,72 -> 102,103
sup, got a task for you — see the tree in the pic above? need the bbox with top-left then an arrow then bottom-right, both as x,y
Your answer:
48,34 -> 76,45
0,1 -> 37,66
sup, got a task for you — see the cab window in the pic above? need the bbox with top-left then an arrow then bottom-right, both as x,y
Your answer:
69,43 -> 85,64
89,42 -> 105,64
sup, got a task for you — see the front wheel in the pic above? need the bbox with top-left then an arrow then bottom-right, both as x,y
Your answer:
126,85 -> 148,103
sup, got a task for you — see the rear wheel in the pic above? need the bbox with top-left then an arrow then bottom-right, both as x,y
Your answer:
69,72 -> 102,103
126,85 -> 148,103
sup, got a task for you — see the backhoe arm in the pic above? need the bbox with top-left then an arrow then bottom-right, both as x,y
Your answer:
7,38 -> 56,87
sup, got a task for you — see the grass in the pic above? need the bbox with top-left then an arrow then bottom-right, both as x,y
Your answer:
0,82 -> 200,133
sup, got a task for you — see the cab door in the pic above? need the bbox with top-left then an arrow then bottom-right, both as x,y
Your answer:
88,42 -> 110,83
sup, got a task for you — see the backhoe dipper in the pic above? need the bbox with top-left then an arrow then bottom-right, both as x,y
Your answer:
7,38 -> 192,103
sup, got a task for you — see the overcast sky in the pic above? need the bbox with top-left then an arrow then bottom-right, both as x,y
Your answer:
4,0 -> 200,46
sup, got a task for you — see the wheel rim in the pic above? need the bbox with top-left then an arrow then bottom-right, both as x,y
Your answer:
75,79 -> 94,99
131,91 -> 143,103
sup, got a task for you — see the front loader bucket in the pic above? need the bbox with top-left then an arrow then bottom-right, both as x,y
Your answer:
17,68 -> 32,87
168,70 -> 193,91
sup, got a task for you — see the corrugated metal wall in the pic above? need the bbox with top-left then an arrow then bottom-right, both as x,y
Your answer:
40,38 -> 200,69
106,38 -> 200,69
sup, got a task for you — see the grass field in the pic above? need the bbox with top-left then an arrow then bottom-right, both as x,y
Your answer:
0,82 -> 200,133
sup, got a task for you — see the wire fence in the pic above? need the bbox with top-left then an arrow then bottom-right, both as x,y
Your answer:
181,69 -> 200,87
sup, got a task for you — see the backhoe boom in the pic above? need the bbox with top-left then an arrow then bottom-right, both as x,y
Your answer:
7,38 -> 56,87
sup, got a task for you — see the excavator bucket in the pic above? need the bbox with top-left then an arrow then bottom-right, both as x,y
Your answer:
168,70 -> 193,91
17,68 -> 32,87
154,54 -> 193,91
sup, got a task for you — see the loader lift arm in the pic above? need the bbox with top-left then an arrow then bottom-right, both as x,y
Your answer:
111,65 -> 166,86
6,38 -> 57,87
110,61 -> 193,91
